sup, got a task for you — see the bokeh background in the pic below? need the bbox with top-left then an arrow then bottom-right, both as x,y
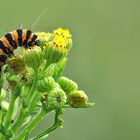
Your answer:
0,0 -> 140,140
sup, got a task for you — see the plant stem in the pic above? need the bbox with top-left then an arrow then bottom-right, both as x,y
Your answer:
33,122 -> 60,140
12,106 -> 26,134
28,91 -> 42,114
12,71 -> 39,138
16,108 -> 52,140
32,109 -> 62,140
26,70 -> 38,104
3,94 -> 17,130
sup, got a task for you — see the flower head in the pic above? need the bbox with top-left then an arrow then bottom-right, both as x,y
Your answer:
37,76 -> 55,93
43,35 -> 68,65
23,46 -> 43,71
67,90 -> 88,108
58,76 -> 78,95
53,28 -> 72,51
47,88 -> 67,109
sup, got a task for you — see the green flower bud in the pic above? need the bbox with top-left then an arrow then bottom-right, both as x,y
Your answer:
47,88 -> 67,109
37,76 -> 55,93
35,32 -> 52,47
67,90 -> 88,108
23,46 -> 43,71
7,56 -> 26,74
58,76 -> 78,95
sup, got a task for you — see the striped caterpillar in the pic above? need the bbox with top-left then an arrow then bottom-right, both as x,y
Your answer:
0,29 -> 40,69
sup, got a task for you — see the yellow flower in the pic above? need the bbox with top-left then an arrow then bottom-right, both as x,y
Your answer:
43,36 -> 67,65
52,36 -> 67,51
53,27 -> 72,39
53,28 -> 73,51
35,28 -> 72,67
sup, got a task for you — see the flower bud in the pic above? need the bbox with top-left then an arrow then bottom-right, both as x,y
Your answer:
67,90 -> 88,108
23,46 -> 43,71
43,36 -> 67,65
7,56 -> 26,74
37,76 -> 55,93
47,88 -> 67,109
58,76 -> 78,95
35,32 -> 52,47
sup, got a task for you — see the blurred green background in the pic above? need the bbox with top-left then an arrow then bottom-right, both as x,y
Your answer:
0,0 -> 140,140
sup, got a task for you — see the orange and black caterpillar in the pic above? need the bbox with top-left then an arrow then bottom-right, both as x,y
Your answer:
0,29 -> 40,69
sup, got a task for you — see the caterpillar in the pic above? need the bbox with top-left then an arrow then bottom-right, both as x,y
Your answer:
0,29 -> 40,69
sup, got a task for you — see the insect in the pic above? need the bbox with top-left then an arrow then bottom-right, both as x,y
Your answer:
0,29 -> 40,69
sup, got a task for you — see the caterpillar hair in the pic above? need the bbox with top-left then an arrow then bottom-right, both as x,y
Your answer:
0,29 -> 40,69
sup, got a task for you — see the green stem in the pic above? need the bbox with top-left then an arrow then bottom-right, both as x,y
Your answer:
32,109 -> 63,140
26,70 -> 41,115
33,122 -> 60,140
26,70 -> 38,104
3,95 -> 17,129
28,91 -> 42,114
12,71 -> 39,137
12,106 -> 26,134
16,108 -> 52,140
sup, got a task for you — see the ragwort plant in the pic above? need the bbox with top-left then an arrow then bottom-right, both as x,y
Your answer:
0,27 -> 94,140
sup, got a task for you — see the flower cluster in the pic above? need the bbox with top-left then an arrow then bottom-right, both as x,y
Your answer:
0,27 -> 94,140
